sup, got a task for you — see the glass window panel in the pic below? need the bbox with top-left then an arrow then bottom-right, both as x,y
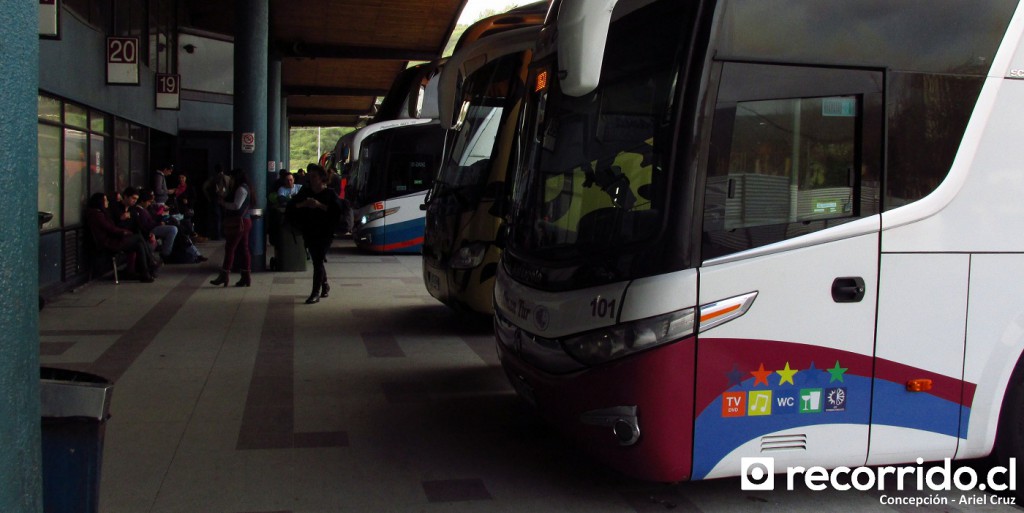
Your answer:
38,95 -> 61,124
130,143 -> 146,187
64,103 -> 88,130
130,123 -> 147,142
64,130 -> 89,226
38,124 -> 62,231
115,140 -> 130,193
115,118 -> 129,139
90,134 -> 107,196
90,110 -> 108,134
885,73 -> 984,210
718,97 -> 857,231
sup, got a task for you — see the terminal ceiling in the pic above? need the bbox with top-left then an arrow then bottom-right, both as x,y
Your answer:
181,0 -> 470,127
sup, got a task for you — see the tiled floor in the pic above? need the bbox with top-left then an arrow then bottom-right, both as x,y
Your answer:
39,241 -> 1022,513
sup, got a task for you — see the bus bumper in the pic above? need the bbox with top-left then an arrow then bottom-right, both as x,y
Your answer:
497,337 -> 696,482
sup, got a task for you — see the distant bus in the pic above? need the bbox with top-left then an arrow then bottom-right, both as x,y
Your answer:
347,118 -> 445,253
338,61 -> 445,254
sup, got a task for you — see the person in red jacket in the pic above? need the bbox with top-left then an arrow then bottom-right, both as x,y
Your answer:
85,192 -> 156,282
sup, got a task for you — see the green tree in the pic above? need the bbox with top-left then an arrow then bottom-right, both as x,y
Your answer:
289,127 -> 355,169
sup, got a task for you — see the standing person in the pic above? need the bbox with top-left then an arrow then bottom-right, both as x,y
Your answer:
172,173 -> 199,239
202,164 -> 229,240
211,168 -> 252,287
286,164 -> 342,304
153,163 -> 173,205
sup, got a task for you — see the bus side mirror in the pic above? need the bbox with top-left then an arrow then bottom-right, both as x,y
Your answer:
557,0 -> 617,97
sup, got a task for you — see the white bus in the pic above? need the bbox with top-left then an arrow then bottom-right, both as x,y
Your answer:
495,0 -> 1024,490
347,118 -> 442,253
343,62 -> 445,254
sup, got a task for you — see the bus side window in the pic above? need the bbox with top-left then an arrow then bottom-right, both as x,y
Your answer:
701,63 -> 883,261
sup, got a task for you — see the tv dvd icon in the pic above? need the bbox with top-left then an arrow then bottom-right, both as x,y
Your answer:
740,457 -> 775,490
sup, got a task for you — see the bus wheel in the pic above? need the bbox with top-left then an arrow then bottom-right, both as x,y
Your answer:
995,367 -> 1024,501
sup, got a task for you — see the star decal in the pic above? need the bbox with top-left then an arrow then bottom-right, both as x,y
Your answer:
803,361 -> 827,386
828,360 -> 848,383
776,362 -> 798,386
750,364 -> 772,387
726,364 -> 744,388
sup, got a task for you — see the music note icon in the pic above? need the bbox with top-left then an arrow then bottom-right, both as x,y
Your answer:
748,391 -> 772,416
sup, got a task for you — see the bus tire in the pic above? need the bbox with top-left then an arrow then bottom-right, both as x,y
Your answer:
994,361 -> 1024,501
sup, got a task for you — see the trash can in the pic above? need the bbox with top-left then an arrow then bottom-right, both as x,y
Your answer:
40,367 -> 113,513
275,218 -> 307,272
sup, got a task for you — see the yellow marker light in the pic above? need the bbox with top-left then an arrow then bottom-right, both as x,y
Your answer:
906,379 -> 933,392
535,70 -> 548,92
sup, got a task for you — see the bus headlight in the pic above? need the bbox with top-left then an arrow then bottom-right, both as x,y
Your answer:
360,211 -> 384,226
562,308 -> 696,366
450,242 -> 488,269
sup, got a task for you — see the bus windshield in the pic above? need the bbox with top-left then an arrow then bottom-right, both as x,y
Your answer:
432,53 -> 522,208
506,0 -> 695,285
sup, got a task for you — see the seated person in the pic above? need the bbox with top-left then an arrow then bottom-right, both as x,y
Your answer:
85,192 -> 156,282
171,173 -> 198,238
277,172 -> 302,203
139,189 -> 208,263
136,189 -> 179,261
112,186 -> 142,232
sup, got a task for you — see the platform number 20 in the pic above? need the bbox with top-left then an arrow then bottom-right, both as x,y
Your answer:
109,39 -> 138,63
590,297 -> 616,319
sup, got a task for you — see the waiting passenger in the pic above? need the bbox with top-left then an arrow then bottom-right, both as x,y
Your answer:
211,168 -> 252,287
277,172 -> 302,202
135,189 -> 178,261
112,186 -> 142,232
286,163 -> 342,304
85,192 -> 156,283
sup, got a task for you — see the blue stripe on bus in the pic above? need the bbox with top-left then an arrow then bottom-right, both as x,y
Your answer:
691,373 -> 967,480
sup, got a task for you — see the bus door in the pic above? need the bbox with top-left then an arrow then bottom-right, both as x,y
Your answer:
381,151 -> 435,253
690,62 -> 885,479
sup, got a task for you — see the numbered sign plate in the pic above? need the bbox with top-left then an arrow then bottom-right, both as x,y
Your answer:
156,73 -> 180,110
107,37 -> 140,85
40,0 -> 60,38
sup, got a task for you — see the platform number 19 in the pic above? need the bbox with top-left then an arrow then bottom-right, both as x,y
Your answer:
590,297 -> 616,319
158,75 -> 179,94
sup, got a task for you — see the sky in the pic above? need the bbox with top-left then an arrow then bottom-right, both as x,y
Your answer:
457,0 -> 530,24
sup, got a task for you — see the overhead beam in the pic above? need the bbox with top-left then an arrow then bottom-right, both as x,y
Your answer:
284,85 -> 389,97
279,42 -> 438,61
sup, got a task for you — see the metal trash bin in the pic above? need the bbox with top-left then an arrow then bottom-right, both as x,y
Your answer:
40,367 -> 113,513
275,219 -> 307,272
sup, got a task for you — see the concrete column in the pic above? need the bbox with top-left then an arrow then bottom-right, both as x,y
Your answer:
0,1 -> 42,511
281,96 -> 289,171
234,0 -> 269,271
267,56 -> 281,182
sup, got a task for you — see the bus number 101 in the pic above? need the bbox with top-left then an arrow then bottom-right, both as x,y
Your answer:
591,297 -> 616,319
